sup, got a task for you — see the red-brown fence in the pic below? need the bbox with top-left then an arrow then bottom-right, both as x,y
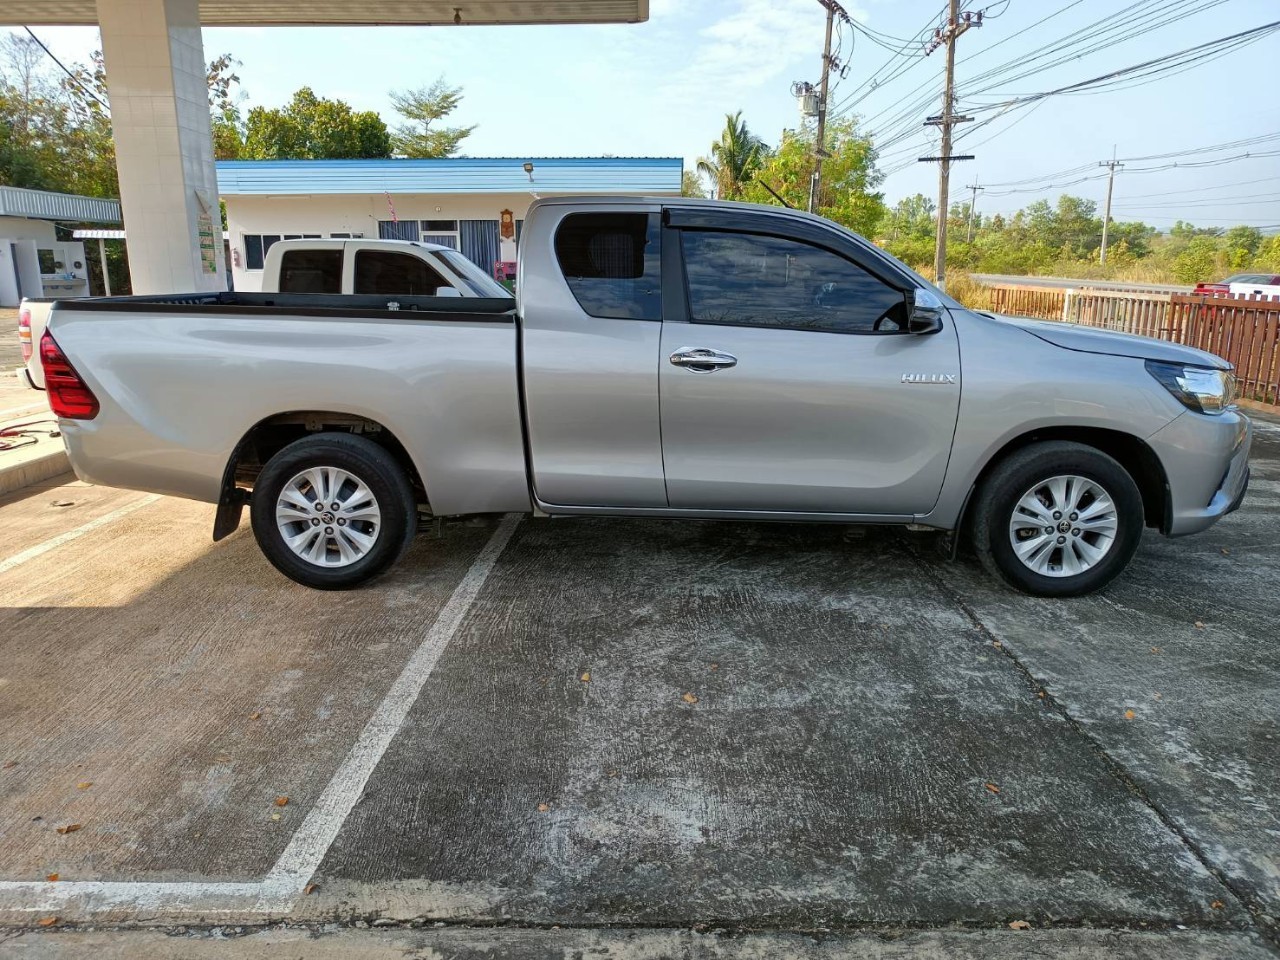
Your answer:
1173,293 -> 1280,405
978,283 -> 1280,405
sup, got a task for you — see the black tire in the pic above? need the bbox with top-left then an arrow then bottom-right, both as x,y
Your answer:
971,441 -> 1144,598
250,433 -> 417,590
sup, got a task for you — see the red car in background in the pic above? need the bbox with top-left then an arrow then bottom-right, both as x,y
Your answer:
1193,273 -> 1280,297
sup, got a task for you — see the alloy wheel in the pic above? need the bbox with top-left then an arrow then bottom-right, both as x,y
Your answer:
1007,474 -> 1119,578
275,466 -> 382,568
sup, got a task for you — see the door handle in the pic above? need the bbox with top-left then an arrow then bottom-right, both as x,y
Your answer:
669,347 -> 738,373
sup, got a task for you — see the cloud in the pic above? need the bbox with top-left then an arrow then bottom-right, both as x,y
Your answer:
669,0 -> 831,95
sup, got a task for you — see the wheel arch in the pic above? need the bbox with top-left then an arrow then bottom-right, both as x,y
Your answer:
214,410 -> 425,542
957,426 -> 1170,547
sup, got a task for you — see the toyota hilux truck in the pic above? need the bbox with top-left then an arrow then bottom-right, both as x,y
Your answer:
38,197 -> 1251,596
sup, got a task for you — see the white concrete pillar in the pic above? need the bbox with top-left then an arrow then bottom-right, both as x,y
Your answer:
97,0 -> 226,294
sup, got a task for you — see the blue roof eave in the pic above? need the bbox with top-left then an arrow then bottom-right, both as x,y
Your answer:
216,156 -> 684,196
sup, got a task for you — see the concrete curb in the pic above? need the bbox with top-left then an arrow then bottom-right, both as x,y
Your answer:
0,442 -> 71,498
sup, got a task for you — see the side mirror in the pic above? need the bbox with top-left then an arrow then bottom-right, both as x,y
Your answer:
908,288 -> 945,334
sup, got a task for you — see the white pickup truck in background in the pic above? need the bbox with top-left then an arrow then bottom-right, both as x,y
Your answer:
16,238 -> 510,389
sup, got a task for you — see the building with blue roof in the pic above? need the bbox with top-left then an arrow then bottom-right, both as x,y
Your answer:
216,156 -> 683,291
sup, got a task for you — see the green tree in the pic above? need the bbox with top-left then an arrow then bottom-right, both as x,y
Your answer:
1255,234 -> 1280,272
681,169 -> 708,198
696,111 -> 767,200
207,53 -> 245,160
1172,235 -> 1220,284
1170,220 -> 1224,240
388,77 -> 475,158
1223,225 -> 1263,270
741,117 -> 885,237
243,87 -> 391,160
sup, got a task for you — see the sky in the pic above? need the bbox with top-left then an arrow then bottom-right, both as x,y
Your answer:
6,0 -> 1280,230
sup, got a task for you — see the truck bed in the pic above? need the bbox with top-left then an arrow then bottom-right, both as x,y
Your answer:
46,293 -> 530,515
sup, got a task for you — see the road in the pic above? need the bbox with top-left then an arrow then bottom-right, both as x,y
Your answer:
1,412 -> 1278,958
971,273 -> 1194,294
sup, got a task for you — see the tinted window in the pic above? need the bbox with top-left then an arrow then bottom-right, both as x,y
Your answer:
243,236 -> 263,270
354,251 -> 449,296
278,249 -> 342,293
423,219 -> 458,232
554,212 -> 660,320
682,230 -> 906,334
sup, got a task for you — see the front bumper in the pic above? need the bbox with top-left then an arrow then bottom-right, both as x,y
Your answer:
1147,408 -> 1252,537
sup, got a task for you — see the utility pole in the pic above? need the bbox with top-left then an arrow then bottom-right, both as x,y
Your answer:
920,2 -> 981,290
965,180 -> 982,243
1099,146 -> 1123,265
808,0 -> 846,213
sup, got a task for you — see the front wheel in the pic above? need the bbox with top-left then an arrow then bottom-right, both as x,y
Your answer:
250,433 -> 417,589
971,441 -> 1144,597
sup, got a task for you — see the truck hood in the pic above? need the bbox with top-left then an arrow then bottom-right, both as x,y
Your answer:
982,312 -> 1231,370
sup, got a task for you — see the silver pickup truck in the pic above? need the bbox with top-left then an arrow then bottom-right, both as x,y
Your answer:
40,197 -> 1251,596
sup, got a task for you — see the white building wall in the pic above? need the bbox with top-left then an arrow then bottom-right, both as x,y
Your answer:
0,217 -> 57,245
0,219 -> 60,306
224,193 -> 541,292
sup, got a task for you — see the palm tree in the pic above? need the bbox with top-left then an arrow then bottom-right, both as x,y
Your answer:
696,111 -> 767,201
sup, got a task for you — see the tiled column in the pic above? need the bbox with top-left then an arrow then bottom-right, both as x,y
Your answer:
97,0 -> 226,293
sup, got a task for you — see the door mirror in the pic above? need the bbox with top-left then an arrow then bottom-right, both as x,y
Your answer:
908,289 -> 945,335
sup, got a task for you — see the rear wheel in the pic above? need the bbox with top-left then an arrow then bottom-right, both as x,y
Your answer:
250,433 -> 416,589
972,441 -> 1144,597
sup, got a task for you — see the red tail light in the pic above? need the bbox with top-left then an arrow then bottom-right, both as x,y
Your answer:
1194,283 -> 1229,295
18,306 -> 32,362
40,330 -> 99,420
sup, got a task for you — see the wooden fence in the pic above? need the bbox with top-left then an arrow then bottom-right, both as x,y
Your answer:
986,285 -> 1067,322
1175,294 -> 1280,406
981,283 -> 1280,405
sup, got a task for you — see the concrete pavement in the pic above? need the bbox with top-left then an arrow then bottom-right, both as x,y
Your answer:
0,413 -> 1277,958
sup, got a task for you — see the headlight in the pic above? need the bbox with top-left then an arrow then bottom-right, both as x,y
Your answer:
1145,360 -> 1237,415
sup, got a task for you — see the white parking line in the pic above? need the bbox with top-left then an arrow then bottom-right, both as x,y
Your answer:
261,512 -> 523,901
0,513 -> 522,919
0,494 -> 162,576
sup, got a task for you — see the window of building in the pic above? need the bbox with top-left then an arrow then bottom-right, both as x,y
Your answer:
681,231 -> 907,334
242,234 -> 325,270
378,220 -> 420,242
423,219 -> 458,232
422,233 -> 459,250
277,248 -> 342,294
553,212 -> 660,321
243,235 -> 276,271
353,250 -> 450,296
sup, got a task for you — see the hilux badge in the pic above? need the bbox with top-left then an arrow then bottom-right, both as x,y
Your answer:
901,373 -> 957,384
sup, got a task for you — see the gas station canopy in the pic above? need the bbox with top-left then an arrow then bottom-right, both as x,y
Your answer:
0,0 -> 647,296
3,0 -> 648,26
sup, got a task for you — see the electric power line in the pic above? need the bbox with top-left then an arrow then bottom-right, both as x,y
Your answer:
21,27 -> 109,110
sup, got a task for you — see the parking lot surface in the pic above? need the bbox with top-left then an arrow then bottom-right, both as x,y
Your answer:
1,411 -> 1277,958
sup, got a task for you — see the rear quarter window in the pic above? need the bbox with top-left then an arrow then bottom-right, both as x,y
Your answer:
554,212 -> 661,320
277,249 -> 343,293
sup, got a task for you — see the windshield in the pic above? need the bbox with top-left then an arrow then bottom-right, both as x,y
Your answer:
437,249 -> 512,298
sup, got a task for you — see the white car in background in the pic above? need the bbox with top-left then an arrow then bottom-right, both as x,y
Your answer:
1193,273 -> 1280,298
17,238 -> 511,390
